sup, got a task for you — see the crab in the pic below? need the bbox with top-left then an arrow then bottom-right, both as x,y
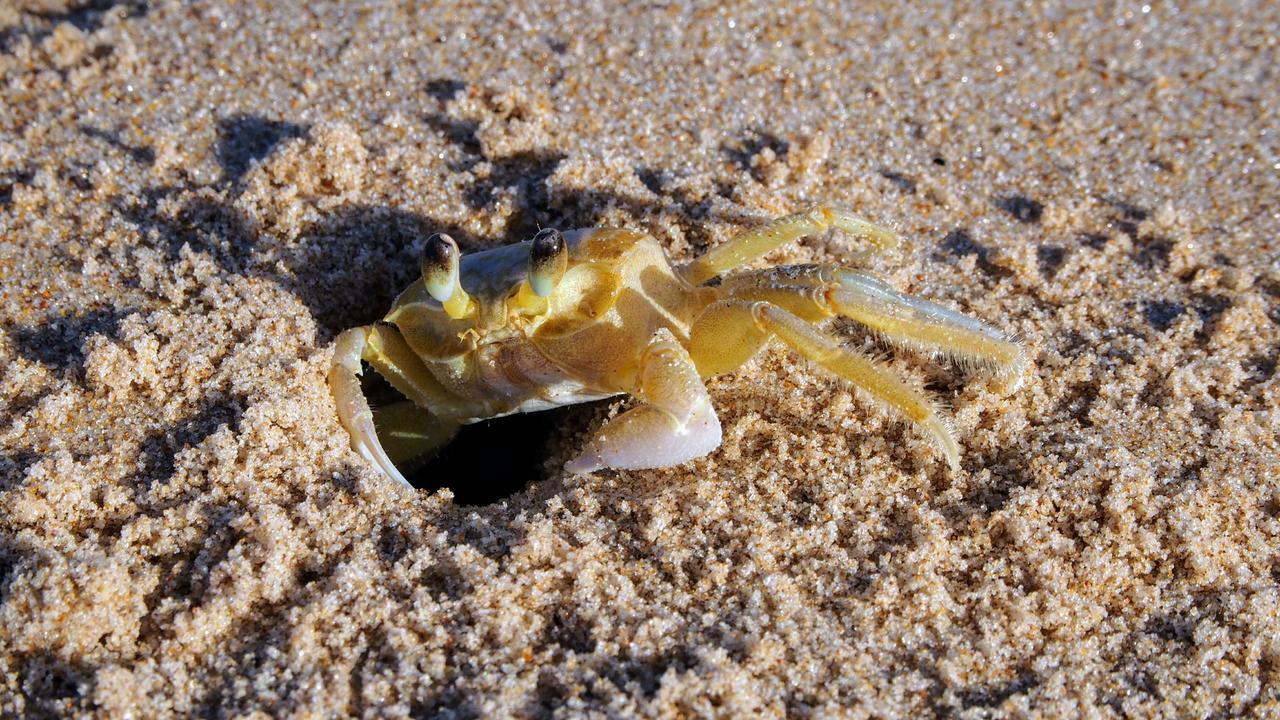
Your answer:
329,206 -> 1026,488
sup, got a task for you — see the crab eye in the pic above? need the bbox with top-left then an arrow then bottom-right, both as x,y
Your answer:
421,233 -> 473,319
421,233 -> 460,302
528,228 -> 567,297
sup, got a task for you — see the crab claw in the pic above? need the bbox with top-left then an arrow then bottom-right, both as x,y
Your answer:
565,329 -> 722,474
330,327 -> 412,488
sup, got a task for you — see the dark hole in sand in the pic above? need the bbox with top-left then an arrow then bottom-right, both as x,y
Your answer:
406,412 -> 567,505
361,370 -> 575,505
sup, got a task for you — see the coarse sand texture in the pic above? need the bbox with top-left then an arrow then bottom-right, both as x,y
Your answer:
1,2 -> 1278,717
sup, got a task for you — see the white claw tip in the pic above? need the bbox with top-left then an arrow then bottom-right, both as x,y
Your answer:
563,453 -> 602,475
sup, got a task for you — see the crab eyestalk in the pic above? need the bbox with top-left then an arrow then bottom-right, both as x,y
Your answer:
513,228 -> 567,313
528,228 -> 567,297
421,233 -> 474,319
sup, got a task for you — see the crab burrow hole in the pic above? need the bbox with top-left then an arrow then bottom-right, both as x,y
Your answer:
360,370 -> 595,505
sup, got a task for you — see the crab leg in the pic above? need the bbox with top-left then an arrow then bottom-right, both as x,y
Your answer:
718,265 -> 1026,388
828,270 -> 1026,388
565,329 -> 722,474
371,400 -> 458,472
681,205 -> 899,285
330,325 -> 460,487
689,300 -> 960,471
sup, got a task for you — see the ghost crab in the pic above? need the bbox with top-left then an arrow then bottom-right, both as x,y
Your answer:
330,206 -> 1026,487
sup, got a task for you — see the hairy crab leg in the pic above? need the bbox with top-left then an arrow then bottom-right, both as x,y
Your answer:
680,205 -> 899,285
718,265 -> 1027,389
689,300 -> 960,471
565,329 -> 722,474
827,270 -> 1026,389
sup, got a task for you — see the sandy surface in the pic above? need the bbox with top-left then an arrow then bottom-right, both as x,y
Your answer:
2,1 -> 1279,717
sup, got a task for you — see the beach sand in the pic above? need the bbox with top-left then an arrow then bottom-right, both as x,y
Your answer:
2,1 -> 1278,717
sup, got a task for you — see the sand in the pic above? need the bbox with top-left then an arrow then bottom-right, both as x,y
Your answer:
2,1 -> 1278,717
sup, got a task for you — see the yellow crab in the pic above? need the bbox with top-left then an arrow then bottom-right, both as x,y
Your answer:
329,206 -> 1026,487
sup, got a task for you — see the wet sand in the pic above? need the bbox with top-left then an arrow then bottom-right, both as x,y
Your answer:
2,1 -> 1278,717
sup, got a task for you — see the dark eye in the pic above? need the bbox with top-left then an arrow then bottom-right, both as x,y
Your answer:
528,229 -> 568,297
